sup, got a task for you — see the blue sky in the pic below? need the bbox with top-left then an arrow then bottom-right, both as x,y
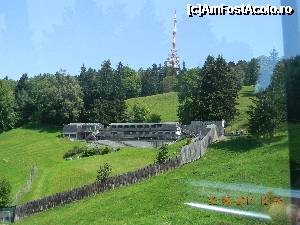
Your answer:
0,0 -> 283,79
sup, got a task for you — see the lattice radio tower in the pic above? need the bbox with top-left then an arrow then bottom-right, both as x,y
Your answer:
165,10 -> 180,73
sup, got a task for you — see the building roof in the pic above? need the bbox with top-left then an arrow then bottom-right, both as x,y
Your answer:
63,123 -> 103,133
110,122 -> 179,125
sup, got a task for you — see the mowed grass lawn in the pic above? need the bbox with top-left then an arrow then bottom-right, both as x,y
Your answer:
17,131 -> 290,225
126,92 -> 179,122
0,124 -> 156,203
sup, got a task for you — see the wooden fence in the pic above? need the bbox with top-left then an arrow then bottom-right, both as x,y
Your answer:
15,125 -> 219,221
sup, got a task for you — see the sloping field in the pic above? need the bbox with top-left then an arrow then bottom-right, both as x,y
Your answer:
0,124 -> 156,203
126,92 -> 179,122
16,132 -> 290,225
126,86 -> 255,131
227,85 -> 255,132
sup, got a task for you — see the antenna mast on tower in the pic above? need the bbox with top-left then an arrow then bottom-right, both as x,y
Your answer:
165,10 -> 180,74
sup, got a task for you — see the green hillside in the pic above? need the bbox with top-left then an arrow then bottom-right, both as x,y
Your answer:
227,85 -> 255,132
126,86 -> 255,131
16,132 -> 290,225
0,124 -> 156,203
126,92 -> 179,122
3,86 -> 291,224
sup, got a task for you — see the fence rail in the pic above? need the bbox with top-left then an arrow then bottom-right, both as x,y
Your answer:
15,125 -> 219,221
14,165 -> 37,204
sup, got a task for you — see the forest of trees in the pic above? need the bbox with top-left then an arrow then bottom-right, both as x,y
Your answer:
0,56 -> 261,132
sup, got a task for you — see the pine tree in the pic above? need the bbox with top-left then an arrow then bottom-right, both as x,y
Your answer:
192,55 -> 240,123
0,80 -> 17,132
89,60 -> 126,124
248,60 -> 287,137
245,58 -> 260,85
15,73 -> 33,124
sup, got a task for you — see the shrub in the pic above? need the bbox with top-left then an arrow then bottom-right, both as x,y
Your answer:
82,148 -> 96,157
82,147 -> 111,157
147,113 -> 161,123
101,147 -> 110,155
186,138 -> 192,145
96,163 -> 112,182
155,144 -> 169,164
63,146 -> 86,159
64,146 -> 112,159
128,104 -> 150,123
0,177 -> 11,207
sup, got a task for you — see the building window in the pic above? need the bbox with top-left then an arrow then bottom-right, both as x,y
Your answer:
118,125 -> 123,128
151,125 -> 156,128
124,125 -> 129,128
144,125 -> 150,128
130,125 -> 135,128
112,125 -> 116,129
137,125 -> 143,128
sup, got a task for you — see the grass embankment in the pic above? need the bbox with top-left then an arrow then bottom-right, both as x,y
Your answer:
126,86 -> 255,132
16,131 -> 290,225
0,124 -> 157,203
126,92 -> 179,122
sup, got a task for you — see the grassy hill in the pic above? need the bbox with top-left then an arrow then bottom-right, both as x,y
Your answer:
126,86 -> 255,131
0,124 -> 157,203
3,86 -> 291,224
227,85 -> 255,132
16,132 -> 290,225
126,92 -> 179,122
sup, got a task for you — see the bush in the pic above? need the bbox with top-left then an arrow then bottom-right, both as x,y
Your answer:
101,147 -> 110,155
63,146 -> 86,159
82,147 -> 111,157
0,177 -> 11,207
82,148 -> 96,157
128,104 -> 150,123
147,113 -> 161,123
155,144 -> 169,164
96,163 -> 112,182
186,138 -> 192,145
64,146 -> 112,159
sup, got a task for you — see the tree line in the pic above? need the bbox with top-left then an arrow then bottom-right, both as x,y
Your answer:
0,56 -> 260,132
177,55 -> 260,124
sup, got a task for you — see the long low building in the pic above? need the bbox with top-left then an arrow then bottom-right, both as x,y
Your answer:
62,123 -> 103,140
62,121 -> 224,141
96,122 -> 182,140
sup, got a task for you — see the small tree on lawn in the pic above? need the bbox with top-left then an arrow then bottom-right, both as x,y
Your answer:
155,145 -> 168,164
0,177 -> 11,207
96,163 -> 112,182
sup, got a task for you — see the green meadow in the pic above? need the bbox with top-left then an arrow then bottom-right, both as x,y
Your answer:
0,86 -> 291,224
0,124 -> 157,204
16,131 -> 290,225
